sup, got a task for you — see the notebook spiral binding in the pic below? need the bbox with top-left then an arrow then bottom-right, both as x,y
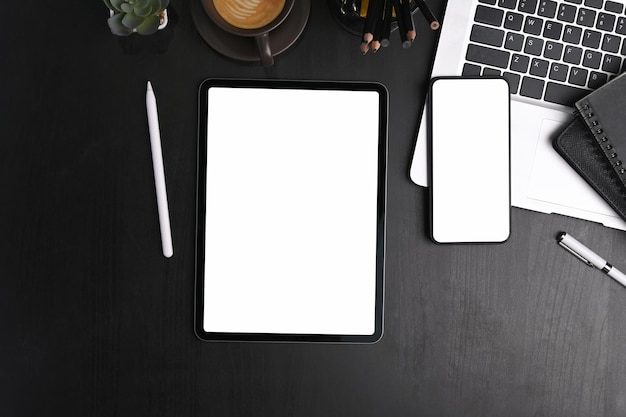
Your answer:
578,100 -> 626,185
554,115 -> 626,222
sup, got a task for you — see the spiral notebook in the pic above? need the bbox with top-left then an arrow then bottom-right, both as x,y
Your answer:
574,72 -> 626,191
554,73 -> 626,223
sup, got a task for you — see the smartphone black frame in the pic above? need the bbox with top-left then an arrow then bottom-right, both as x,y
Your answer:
428,76 -> 511,244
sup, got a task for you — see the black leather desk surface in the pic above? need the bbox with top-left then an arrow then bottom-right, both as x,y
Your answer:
2,1 -> 626,416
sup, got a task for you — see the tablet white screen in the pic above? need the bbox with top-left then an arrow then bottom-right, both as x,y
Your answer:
202,86 -> 383,336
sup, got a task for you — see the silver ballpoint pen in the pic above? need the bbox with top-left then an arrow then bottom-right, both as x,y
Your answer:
557,232 -> 626,287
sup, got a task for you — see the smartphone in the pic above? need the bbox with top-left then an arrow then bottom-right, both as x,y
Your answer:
428,76 -> 510,244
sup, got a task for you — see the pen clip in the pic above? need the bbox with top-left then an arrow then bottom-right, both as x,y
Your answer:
558,240 -> 594,267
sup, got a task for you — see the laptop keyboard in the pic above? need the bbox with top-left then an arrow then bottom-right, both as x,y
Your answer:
464,0 -> 626,106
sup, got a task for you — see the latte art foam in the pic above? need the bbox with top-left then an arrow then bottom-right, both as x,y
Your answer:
225,0 -> 262,20
213,0 -> 286,29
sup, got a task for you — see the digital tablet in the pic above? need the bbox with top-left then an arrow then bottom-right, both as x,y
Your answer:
195,79 -> 387,343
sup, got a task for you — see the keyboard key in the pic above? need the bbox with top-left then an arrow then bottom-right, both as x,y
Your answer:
483,67 -> 502,75
544,41 -> 564,59
549,62 -> 569,81
583,49 -> 602,68
601,34 -> 621,52
602,54 -> 622,72
466,44 -> 511,68
479,0 -> 498,4
498,0 -> 517,9
543,20 -> 563,39
520,76 -> 545,99
582,29 -> 602,47
524,16 -> 544,34
577,8 -> 597,27
568,67 -> 589,85
471,24 -> 506,47
617,17 -> 626,35
563,25 -> 583,43
462,63 -> 482,75
530,58 -> 550,76
503,72 -> 521,93
524,36 -> 544,54
558,4 -> 577,23
564,45 -> 584,63
604,1 -> 623,14
588,71 -> 608,88
544,82 -> 588,106
505,32 -> 525,50
505,12 -> 524,30
519,0 -> 539,14
596,12 -> 616,31
584,0 -> 603,9
565,0 -> 583,4
475,5 -> 505,26
511,53 -> 531,71
538,1 -> 558,18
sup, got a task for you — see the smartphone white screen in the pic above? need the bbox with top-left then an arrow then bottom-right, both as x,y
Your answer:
429,77 -> 510,243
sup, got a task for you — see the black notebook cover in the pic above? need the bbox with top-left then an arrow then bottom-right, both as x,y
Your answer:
553,117 -> 626,222
575,72 -> 626,189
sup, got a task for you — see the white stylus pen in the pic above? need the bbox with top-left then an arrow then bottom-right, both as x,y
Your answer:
557,232 -> 625,287
146,81 -> 173,258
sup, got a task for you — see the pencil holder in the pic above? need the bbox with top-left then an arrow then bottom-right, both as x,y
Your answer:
328,0 -> 418,38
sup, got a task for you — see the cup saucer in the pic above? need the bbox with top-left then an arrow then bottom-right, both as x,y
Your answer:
191,0 -> 311,63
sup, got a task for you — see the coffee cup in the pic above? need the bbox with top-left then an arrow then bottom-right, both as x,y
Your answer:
201,0 -> 295,66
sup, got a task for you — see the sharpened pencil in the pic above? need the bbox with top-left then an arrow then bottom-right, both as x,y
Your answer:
371,6 -> 387,52
380,0 -> 393,47
401,0 -> 416,43
414,0 -> 440,30
393,0 -> 411,48
362,0 -> 384,53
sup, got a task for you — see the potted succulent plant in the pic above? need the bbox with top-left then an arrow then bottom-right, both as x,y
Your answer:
104,0 -> 170,36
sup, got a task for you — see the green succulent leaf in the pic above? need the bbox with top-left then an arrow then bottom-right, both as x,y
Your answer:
103,0 -> 115,11
134,4 -> 154,17
121,12 -> 144,29
120,3 -> 134,13
136,14 -> 161,35
109,0 -> 125,12
107,13 -> 134,35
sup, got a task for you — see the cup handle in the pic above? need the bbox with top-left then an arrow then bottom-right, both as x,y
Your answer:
255,32 -> 274,67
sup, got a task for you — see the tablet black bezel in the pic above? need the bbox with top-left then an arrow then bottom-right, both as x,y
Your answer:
194,78 -> 387,343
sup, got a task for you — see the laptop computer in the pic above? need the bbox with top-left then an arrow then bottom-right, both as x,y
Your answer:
410,0 -> 626,230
